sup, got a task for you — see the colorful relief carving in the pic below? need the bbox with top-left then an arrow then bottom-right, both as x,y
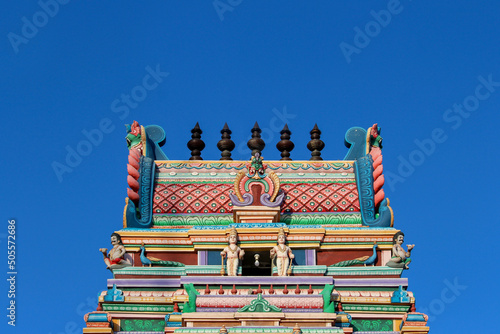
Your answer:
321,284 -> 336,313
281,212 -> 361,225
86,122 -> 429,334
126,148 -> 141,205
351,123 -> 394,227
183,283 -> 199,313
124,151 -> 155,228
351,319 -> 393,331
153,183 -> 233,214
125,120 -> 144,152
230,153 -> 285,208
124,121 -> 169,228
103,284 -> 124,302
156,161 -> 353,171
220,227 -> 244,276
400,312 -> 429,331
281,183 -> 359,213
292,323 -> 302,334
153,213 -> 233,226
355,155 -> 393,227
139,243 -> 185,267
368,123 -> 386,209
238,294 -> 282,312
83,311 -> 112,329
391,285 -> 411,303
99,233 -> 131,270
270,228 -> 294,276
335,312 -> 352,328
121,319 -> 165,332
330,243 -> 378,267
386,231 -> 414,269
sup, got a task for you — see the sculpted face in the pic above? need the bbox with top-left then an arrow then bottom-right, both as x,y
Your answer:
278,234 -> 285,245
229,234 -> 237,244
111,235 -> 119,246
396,234 -> 404,245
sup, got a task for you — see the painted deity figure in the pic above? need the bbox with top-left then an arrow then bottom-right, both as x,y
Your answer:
386,231 -> 414,269
220,227 -> 244,276
248,153 -> 265,178
270,228 -> 294,276
99,233 -> 132,270
369,123 -> 383,149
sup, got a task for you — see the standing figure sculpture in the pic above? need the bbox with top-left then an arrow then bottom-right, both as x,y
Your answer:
99,233 -> 132,270
270,228 -> 294,276
220,227 -> 245,276
385,231 -> 414,269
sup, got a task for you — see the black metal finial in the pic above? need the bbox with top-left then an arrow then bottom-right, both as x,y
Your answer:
307,124 -> 324,161
217,123 -> 235,161
187,122 -> 205,160
276,124 -> 294,160
247,121 -> 265,156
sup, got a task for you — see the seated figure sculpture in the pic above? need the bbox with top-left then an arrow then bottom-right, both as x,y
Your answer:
270,228 -> 294,276
220,227 -> 244,276
99,232 -> 132,270
385,231 -> 414,269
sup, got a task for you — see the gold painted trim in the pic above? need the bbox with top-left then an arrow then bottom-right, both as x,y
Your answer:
123,197 -> 128,228
268,171 -> 280,202
140,125 -> 147,156
233,171 -> 246,202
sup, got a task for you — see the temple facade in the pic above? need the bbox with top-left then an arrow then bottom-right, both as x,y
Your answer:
83,121 -> 430,334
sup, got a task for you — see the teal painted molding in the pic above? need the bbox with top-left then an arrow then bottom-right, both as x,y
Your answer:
86,313 -> 110,322
185,265 -> 241,275
272,265 -> 327,275
354,156 -> 393,227
325,266 -> 403,277
343,127 -> 367,160
112,267 -> 186,277
238,294 -> 282,312
144,125 -> 168,160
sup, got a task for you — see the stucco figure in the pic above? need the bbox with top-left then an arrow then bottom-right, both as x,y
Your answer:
386,231 -> 414,269
220,227 -> 244,276
270,228 -> 294,276
99,233 -> 132,270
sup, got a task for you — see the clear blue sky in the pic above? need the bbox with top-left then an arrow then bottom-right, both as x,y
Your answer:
2,1 -> 499,333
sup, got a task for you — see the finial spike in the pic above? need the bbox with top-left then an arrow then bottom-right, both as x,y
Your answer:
307,124 -> 324,161
187,122 -> 205,160
277,124 -> 294,160
247,122 -> 265,156
217,123 -> 235,161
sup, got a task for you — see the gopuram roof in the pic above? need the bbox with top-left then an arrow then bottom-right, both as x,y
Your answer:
84,121 -> 429,334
